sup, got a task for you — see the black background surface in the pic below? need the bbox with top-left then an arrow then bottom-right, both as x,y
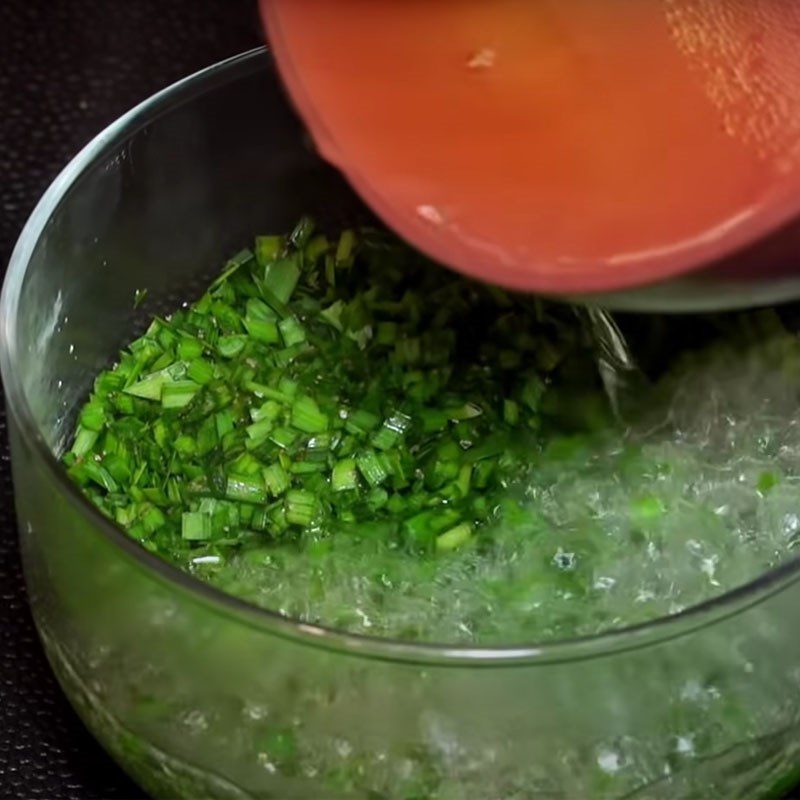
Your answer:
1,2 -> 261,796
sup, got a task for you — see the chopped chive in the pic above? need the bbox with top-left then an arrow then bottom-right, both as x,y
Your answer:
246,418 -> 273,442
521,375 -> 545,411
332,458 -> 359,492
71,427 -> 99,458
335,229 -> 356,265
133,288 -> 148,309
269,426 -> 298,450
320,300 -> 345,332
436,523 -> 472,553
225,475 -> 267,504
357,450 -> 389,487
161,380 -> 200,409
215,409 -> 235,438
251,400 -> 282,423
245,381 -> 293,404
278,377 -> 298,398
78,402 -> 106,432
263,463 -> 291,497
182,511 -> 212,541
284,489 -> 317,526
291,396 -> 329,434
174,435 -> 196,457
448,402 -> 483,421
255,235 -> 284,267
65,217 -> 622,642
244,317 -> 279,345
177,337 -> 204,361
367,487 -> 389,511
209,248 -> 254,291
124,366 -> 178,401
345,409 -> 380,436
503,399 -> 520,425
187,358 -> 215,385
289,216 -> 315,249
419,409 -> 449,433
263,258 -> 300,305
278,316 -> 306,347
196,416 -> 218,455
372,412 -> 412,451
217,334 -> 247,358
305,234 -> 329,264
291,461 -> 327,475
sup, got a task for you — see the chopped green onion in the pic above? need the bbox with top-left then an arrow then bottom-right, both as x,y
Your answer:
124,364 -> 182,401
263,258 -> 300,305
284,489 -> 317,526
161,380 -> 200,409
357,450 -> 389,487
78,402 -> 106,432
289,216 -> 315,250
503,399 -> 519,426
226,475 -> 267,504
244,317 -> 279,345
65,218 -> 617,632
320,300 -> 345,332
279,316 -> 306,347
436,522 -> 472,553
335,229 -> 356,265
372,412 -> 412,451
70,426 -> 99,458
182,512 -> 212,541
187,358 -> 215,385
264,463 -> 291,497
246,418 -> 273,442
255,235 -> 284,266
346,409 -> 380,436
270,426 -> 298,450
217,335 -> 247,358
291,396 -> 329,434
332,458 -> 359,492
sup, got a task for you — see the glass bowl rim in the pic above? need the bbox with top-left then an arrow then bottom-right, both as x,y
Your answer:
3,46 -> 800,667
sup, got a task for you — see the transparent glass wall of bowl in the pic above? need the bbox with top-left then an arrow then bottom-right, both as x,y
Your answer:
6,51 -> 800,800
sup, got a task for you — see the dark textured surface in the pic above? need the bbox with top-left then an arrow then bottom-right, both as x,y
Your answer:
0,2 -> 262,797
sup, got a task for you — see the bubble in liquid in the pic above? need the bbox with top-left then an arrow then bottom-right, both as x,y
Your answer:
664,0 -> 800,169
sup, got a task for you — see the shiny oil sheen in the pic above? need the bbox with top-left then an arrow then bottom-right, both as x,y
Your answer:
262,0 -> 800,295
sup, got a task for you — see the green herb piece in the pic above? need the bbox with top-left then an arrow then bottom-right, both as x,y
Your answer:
332,458 -> 359,493
182,512 -> 212,541
336,229 -> 356,265
263,463 -> 291,497
161,380 -> 200,409
291,396 -> 329,434
217,335 -> 247,358
279,316 -> 306,347
372,412 -> 412,451
357,451 -> 389,487
436,522 -> 472,553
285,489 -> 317,527
263,258 -> 300,305
255,235 -> 284,266
226,475 -> 267,504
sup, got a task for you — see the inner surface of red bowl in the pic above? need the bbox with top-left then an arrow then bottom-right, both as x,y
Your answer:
261,0 -> 800,294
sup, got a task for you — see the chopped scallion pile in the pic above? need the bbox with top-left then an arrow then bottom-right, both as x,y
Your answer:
63,220 -> 606,572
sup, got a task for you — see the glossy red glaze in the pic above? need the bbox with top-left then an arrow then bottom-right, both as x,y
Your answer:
262,0 -> 800,293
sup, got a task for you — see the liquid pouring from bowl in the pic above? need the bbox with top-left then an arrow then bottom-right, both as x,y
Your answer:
261,0 -> 800,311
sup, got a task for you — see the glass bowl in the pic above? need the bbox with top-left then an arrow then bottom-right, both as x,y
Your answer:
3,48 -> 800,800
